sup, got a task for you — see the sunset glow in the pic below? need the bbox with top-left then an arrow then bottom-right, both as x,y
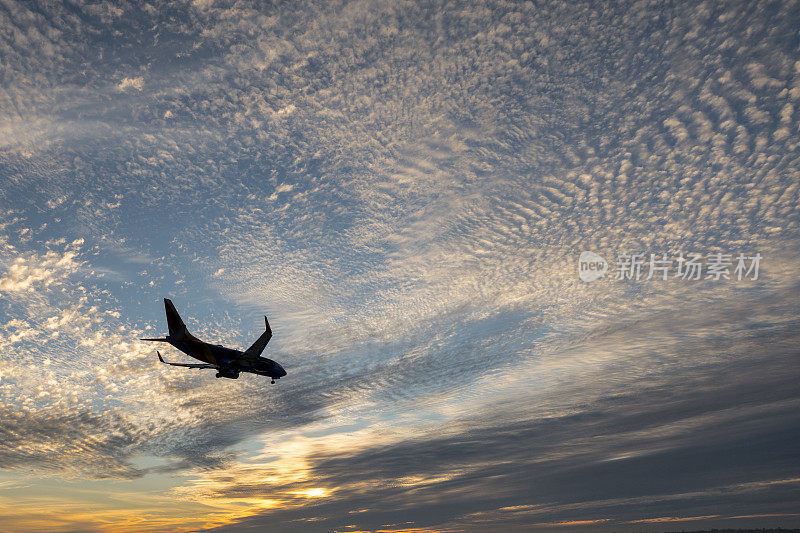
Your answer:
1,0 -> 799,531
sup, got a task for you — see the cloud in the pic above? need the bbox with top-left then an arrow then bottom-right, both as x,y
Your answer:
0,245 -> 82,293
117,77 -> 144,92
0,0 -> 799,531
165,284 -> 800,531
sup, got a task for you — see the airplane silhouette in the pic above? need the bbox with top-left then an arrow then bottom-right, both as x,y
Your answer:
142,299 -> 286,382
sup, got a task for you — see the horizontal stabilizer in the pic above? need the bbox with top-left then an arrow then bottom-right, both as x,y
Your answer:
141,337 -> 169,342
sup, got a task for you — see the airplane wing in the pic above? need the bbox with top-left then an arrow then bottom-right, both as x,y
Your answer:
239,316 -> 272,363
157,351 -> 217,369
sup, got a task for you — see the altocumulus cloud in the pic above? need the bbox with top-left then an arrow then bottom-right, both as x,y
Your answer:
0,0 -> 799,532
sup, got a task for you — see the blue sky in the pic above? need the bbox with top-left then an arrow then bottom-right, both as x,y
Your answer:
1,0 -> 799,531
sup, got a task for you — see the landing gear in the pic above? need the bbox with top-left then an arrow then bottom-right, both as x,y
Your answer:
271,379 -> 275,384
215,372 -> 222,378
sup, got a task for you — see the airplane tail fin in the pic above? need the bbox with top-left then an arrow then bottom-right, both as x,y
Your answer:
164,298 -> 188,339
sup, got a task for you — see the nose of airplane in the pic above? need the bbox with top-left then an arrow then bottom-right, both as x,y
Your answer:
275,363 -> 287,377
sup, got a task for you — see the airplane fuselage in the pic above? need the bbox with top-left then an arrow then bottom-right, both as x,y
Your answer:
145,299 -> 285,381
168,333 -> 286,379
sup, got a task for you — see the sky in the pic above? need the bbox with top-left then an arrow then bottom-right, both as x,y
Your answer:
0,0 -> 799,532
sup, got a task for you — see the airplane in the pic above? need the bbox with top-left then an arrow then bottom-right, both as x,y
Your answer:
141,298 -> 287,383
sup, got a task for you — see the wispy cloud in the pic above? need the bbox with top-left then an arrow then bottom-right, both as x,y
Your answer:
0,0 -> 799,531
